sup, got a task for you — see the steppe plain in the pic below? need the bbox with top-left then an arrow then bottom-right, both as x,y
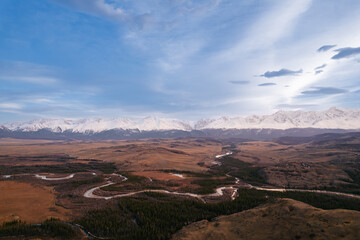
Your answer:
0,133 -> 359,239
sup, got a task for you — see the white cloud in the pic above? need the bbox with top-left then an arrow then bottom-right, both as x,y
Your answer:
0,61 -> 60,85
1,76 -> 59,85
217,0 -> 313,61
156,39 -> 204,72
51,0 -> 151,30
3,0 -> 360,121
52,0 -> 126,20
196,0 -> 360,115
0,103 -> 22,110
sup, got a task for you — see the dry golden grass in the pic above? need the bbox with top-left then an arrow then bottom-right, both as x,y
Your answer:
233,141 -> 303,165
0,138 -> 64,145
234,141 -> 353,166
0,181 -> 70,224
229,140 -> 358,188
264,162 -> 351,188
131,171 -> 185,180
1,137 -> 355,190
172,198 -> 360,240
0,138 -> 222,172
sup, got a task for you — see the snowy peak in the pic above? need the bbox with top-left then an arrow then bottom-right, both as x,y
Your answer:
1,108 -> 360,133
198,107 -> 360,130
2,117 -> 193,133
194,118 -> 217,130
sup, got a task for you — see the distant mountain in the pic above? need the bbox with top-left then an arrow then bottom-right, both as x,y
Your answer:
2,117 -> 193,133
0,108 -> 359,140
275,132 -> 360,145
197,107 -> 360,130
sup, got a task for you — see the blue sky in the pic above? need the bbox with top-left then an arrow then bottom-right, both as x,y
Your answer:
1,0 -> 360,122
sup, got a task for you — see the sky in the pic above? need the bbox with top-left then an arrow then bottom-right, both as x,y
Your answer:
1,0 -> 360,122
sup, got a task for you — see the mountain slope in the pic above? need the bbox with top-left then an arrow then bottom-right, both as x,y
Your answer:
172,198 -> 360,240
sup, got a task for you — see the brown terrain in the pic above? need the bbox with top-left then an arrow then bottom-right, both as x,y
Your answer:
0,181 -> 70,223
0,134 -> 359,239
230,134 -> 360,188
0,138 -> 222,171
172,198 -> 360,240
0,138 -> 226,223
131,171 -> 185,180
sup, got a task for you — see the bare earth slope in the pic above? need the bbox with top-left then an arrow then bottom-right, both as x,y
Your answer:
172,198 -> 360,240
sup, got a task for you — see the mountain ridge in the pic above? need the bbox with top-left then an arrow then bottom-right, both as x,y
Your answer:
1,107 -> 360,133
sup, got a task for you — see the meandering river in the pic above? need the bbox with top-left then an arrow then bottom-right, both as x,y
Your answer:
2,153 -> 359,202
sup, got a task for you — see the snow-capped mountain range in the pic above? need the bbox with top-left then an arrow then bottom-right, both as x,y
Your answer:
1,107 -> 360,133
2,117 -> 193,133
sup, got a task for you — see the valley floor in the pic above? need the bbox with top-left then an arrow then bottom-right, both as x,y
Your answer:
0,134 -> 359,239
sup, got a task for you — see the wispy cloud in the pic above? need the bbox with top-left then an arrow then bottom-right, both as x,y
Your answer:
2,0 -> 360,121
332,47 -> 360,59
314,64 -> 327,70
229,80 -> 249,85
156,39 -> 204,72
51,0 -> 131,24
1,76 -> 59,85
275,103 -> 316,109
258,83 -> 277,86
0,103 -> 22,110
0,61 -> 60,85
52,0 -> 222,31
216,0 -> 313,60
261,69 -> 303,78
301,87 -> 348,95
317,44 -> 336,52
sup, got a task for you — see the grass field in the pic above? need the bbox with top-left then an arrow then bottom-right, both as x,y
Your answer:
0,181 -> 70,223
